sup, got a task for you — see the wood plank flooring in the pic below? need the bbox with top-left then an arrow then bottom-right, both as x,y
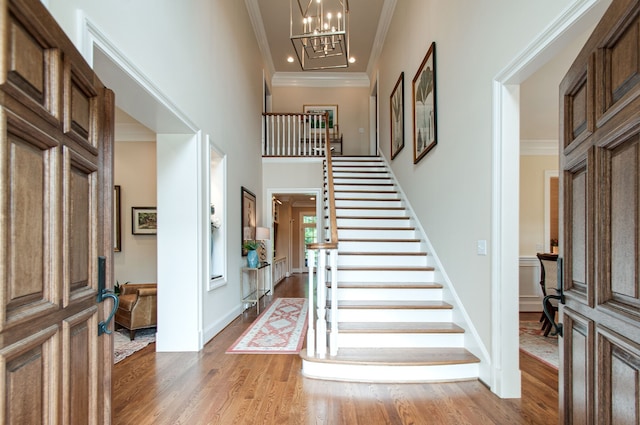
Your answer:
112,274 -> 558,425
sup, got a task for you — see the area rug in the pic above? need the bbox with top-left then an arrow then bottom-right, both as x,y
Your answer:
114,328 -> 156,364
227,298 -> 308,354
520,320 -> 558,369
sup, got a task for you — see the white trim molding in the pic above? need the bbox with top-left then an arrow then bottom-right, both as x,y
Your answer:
520,139 -> 559,156
272,71 -> 370,87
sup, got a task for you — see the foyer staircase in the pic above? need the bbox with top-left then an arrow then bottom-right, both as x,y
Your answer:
300,156 -> 480,382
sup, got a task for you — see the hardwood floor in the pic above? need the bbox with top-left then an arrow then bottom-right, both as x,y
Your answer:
112,274 -> 558,424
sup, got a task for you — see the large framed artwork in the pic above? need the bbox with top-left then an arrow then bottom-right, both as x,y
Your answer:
303,104 -> 338,135
114,185 -> 121,251
390,72 -> 405,160
241,186 -> 256,256
132,207 -> 157,235
412,42 -> 437,164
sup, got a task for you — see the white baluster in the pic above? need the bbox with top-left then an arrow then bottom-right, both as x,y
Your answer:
316,248 -> 327,357
329,248 -> 338,356
307,249 -> 315,355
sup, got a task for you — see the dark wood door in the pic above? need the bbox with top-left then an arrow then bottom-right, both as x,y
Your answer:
0,0 -> 114,423
560,0 -> 640,423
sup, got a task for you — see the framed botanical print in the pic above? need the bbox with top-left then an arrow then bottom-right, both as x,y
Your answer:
413,42 -> 437,164
390,72 -> 405,160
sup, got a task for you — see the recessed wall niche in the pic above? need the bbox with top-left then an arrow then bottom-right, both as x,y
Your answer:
209,141 -> 226,288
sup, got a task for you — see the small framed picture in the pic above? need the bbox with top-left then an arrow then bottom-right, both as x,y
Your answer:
241,187 -> 256,256
114,185 -> 121,251
132,207 -> 157,235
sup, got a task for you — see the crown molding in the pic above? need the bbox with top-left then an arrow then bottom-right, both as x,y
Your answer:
272,71 -> 370,87
367,0 -> 397,77
520,139 -> 559,156
245,0 -> 276,77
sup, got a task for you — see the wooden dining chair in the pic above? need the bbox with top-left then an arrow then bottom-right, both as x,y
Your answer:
536,253 -> 559,336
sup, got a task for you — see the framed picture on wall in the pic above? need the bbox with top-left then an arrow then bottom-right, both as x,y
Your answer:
114,185 -> 121,251
390,72 -> 405,160
303,104 -> 338,136
241,186 -> 256,256
132,207 -> 157,235
413,41 -> 437,164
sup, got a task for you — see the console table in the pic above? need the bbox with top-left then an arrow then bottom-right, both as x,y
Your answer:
241,262 -> 271,314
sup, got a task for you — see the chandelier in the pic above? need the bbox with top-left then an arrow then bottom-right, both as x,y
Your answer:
290,0 -> 350,70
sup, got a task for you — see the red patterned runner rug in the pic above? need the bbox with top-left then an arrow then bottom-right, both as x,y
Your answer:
227,298 -> 308,354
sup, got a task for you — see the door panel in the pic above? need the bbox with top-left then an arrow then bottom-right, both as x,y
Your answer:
562,308 -> 595,424
597,326 -> 640,424
560,0 -> 640,422
0,0 -> 113,423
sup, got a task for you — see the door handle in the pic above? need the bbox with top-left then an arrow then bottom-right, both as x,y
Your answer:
97,256 -> 119,336
543,257 -> 564,337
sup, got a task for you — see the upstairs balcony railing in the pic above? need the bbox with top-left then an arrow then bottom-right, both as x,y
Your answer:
262,112 -> 342,157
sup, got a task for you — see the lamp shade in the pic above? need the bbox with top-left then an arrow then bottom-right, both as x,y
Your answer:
256,227 -> 271,241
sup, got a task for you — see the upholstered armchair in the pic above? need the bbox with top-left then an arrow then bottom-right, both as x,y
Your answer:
115,283 -> 157,340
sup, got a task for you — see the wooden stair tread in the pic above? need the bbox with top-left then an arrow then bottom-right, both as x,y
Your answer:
336,206 -> 405,210
338,226 -> 415,231
333,182 -> 394,186
329,281 -> 441,289
300,347 -> 479,366
338,252 -> 427,256
338,322 -> 465,333
340,238 -> 420,242
337,300 -> 452,309
334,190 -> 397,194
336,216 -> 409,220
335,198 -> 400,202
337,266 -> 434,271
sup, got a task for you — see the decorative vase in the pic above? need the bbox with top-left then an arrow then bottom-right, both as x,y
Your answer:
247,249 -> 259,268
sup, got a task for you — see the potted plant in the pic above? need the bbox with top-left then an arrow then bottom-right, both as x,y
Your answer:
243,241 -> 260,268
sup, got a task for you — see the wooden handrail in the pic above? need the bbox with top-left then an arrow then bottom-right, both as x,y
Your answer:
308,113 -> 338,250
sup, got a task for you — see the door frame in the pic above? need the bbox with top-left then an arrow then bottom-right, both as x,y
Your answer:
78,14 -> 209,350
265,188 -> 322,275
491,0 -> 610,398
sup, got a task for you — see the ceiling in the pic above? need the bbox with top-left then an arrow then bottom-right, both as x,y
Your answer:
247,0 -> 392,76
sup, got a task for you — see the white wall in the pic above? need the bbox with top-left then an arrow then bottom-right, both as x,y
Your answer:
374,0 -> 574,359
114,141 -> 157,285
271,86 -> 371,155
47,0 -> 266,350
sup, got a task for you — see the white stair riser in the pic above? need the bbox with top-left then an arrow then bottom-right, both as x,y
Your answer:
301,361 -> 479,383
337,218 -> 411,228
334,173 -> 390,180
334,178 -> 393,185
332,162 -> 384,168
336,209 -> 407,218
332,287 -> 442,301
333,166 -> 387,172
335,199 -> 403,208
334,184 -> 394,192
339,241 -> 422,252
336,333 -> 464,348
332,309 -> 452,322
333,191 -> 399,199
337,255 -> 428,267
338,228 -> 416,239
338,269 -> 435,282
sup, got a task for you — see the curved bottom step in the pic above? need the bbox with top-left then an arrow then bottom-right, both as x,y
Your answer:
300,347 -> 480,383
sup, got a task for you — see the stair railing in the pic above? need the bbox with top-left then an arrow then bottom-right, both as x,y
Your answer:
262,112 -> 331,157
306,124 -> 339,357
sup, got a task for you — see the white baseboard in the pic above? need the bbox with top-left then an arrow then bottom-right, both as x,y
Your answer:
201,304 -> 242,347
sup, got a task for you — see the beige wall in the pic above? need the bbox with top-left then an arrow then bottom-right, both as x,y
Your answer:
114,141 -> 157,284
520,155 -> 559,256
272,86 -> 371,155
